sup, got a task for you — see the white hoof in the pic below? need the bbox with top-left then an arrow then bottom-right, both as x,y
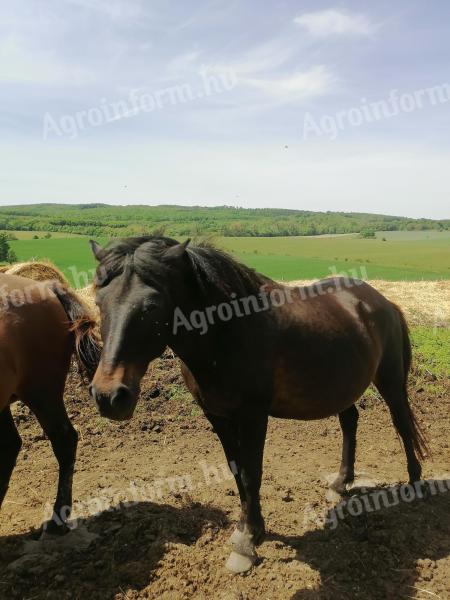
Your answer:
29,525 -> 98,553
226,550 -> 257,573
326,488 -> 343,503
227,526 -> 258,573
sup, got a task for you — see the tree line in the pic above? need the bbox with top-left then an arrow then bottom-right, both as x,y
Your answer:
0,204 -> 448,238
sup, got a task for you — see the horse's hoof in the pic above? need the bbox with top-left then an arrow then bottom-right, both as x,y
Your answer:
326,487 -> 344,502
226,550 -> 257,574
410,480 -> 430,500
40,520 -> 71,539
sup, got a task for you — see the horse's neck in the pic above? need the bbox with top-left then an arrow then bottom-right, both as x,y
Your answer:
170,324 -> 218,370
168,278 -> 267,375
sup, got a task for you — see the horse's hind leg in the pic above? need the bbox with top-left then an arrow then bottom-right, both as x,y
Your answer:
375,378 -> 422,484
0,407 -> 22,508
27,392 -> 78,534
330,404 -> 359,495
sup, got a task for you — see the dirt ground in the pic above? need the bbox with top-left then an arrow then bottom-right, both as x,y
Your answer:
0,353 -> 449,600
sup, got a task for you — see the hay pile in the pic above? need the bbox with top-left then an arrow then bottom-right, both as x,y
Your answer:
289,279 -> 450,326
0,265 -> 10,273
6,261 -> 69,285
77,284 -> 98,315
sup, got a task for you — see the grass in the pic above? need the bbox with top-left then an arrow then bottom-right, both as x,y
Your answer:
408,326 -> 450,397
220,233 -> 450,281
374,230 -> 450,241
6,230 -> 450,287
410,327 -> 450,378
1,230 -> 81,240
9,237 -> 106,287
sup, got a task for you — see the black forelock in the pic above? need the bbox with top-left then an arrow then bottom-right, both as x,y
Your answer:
94,236 -> 179,287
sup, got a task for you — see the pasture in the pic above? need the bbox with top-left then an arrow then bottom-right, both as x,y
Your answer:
1,230 -> 81,240
6,230 -> 450,287
221,232 -> 450,281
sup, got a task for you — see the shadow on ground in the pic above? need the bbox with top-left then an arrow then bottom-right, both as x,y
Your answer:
273,481 -> 450,599
0,500 -> 228,600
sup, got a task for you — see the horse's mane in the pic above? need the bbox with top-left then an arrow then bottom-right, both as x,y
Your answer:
95,236 -> 272,301
186,241 -> 271,300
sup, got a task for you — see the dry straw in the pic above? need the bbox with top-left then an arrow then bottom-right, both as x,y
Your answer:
6,261 -> 69,285
77,285 -> 97,315
290,279 -> 450,326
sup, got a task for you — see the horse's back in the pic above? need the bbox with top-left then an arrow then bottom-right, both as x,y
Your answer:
288,277 -> 398,336
0,274 -> 73,406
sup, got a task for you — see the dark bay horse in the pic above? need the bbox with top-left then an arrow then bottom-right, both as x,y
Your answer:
89,236 -> 428,572
0,273 -> 100,534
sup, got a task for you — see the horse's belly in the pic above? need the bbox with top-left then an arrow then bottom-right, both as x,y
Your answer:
269,364 -> 373,420
270,391 -> 357,420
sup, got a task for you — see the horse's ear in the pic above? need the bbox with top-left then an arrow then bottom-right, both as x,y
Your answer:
90,240 -> 106,261
163,239 -> 190,261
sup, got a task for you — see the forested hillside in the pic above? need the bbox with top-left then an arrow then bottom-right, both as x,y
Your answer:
0,204 -> 448,238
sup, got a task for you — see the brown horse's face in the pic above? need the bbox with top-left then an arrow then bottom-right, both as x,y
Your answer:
90,263 -> 169,421
89,237 -> 191,421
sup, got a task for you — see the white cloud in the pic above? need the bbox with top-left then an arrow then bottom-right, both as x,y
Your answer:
0,35 -> 93,85
167,51 -> 203,75
63,0 -> 143,21
294,9 -> 373,37
243,65 -> 335,103
231,39 -> 298,76
203,40 -> 336,105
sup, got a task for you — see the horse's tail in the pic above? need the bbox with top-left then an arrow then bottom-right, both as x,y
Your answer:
393,303 -> 430,460
51,282 -> 101,382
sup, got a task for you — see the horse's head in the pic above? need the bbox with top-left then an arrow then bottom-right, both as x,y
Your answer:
88,237 -> 190,421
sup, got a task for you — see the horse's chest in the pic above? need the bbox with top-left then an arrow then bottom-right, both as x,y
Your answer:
180,361 -> 245,417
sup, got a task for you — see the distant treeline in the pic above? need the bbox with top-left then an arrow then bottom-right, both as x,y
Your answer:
0,204 -> 448,238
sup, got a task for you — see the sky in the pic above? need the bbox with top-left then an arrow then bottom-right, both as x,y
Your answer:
1,0 -> 449,219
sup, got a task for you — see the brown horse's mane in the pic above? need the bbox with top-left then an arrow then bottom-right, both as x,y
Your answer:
95,236 -> 272,302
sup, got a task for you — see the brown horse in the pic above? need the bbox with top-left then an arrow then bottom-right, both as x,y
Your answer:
88,236 -> 428,572
0,273 -> 100,534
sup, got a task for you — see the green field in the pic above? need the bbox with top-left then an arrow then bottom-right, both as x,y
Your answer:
6,230 -> 449,287
8,237 -> 106,288
374,230 -> 450,241
0,230 -> 81,240
221,233 -> 450,281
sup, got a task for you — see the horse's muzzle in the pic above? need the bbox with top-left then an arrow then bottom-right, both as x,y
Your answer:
89,383 -> 137,421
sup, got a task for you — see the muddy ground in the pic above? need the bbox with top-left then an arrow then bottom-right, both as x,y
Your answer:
0,354 -> 449,600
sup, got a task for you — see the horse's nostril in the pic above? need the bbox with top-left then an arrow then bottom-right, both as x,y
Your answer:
88,384 -> 94,398
111,385 -> 133,409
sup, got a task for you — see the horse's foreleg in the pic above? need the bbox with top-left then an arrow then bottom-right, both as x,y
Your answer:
0,407 -> 22,508
204,412 -> 246,501
207,411 -> 267,572
234,413 -> 267,545
31,395 -> 78,535
331,404 -> 359,495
